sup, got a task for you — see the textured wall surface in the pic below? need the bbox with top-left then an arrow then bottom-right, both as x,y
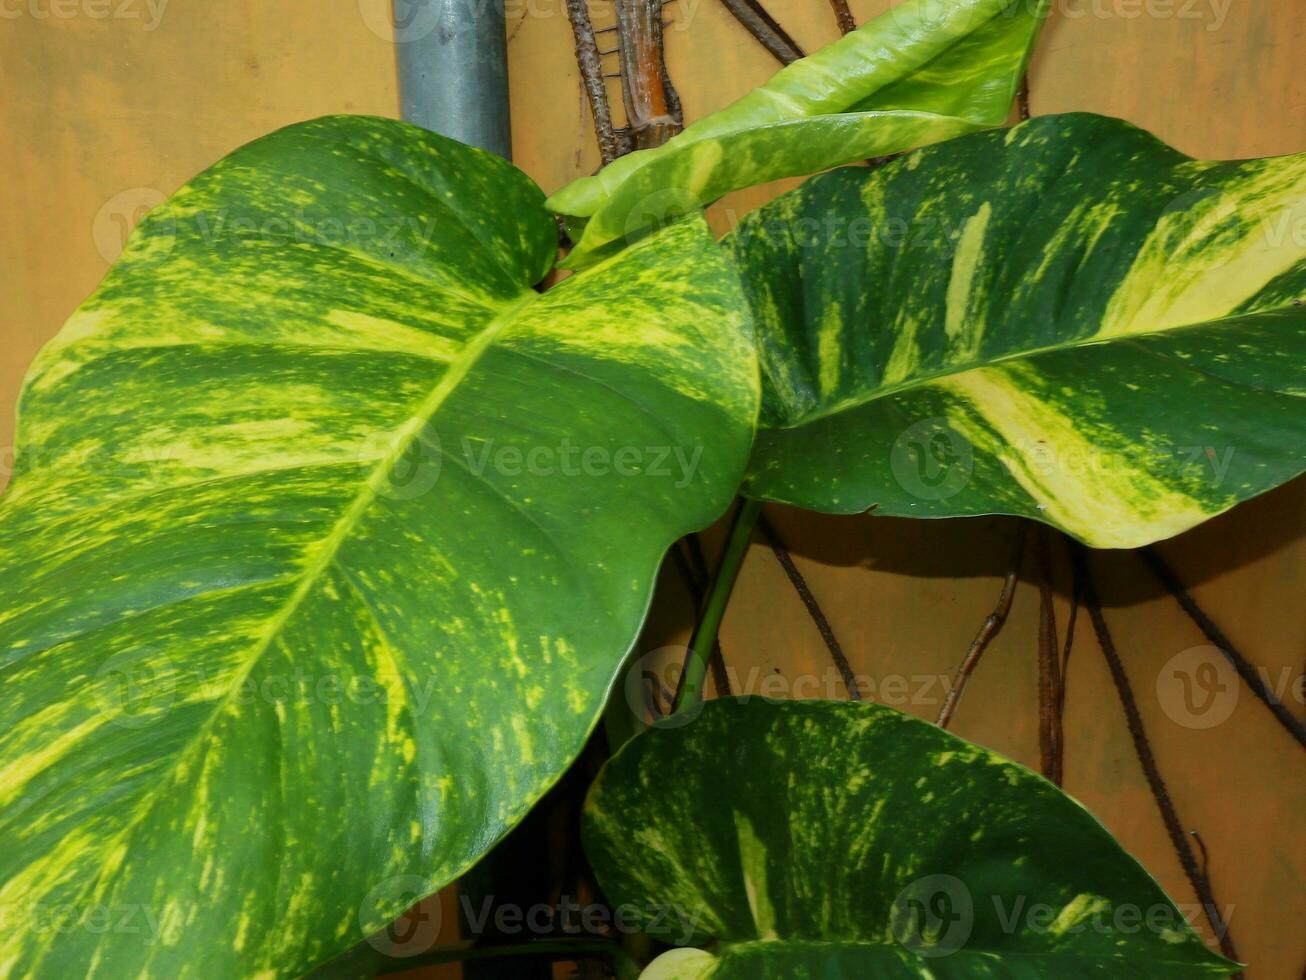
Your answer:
1,0 -> 1303,976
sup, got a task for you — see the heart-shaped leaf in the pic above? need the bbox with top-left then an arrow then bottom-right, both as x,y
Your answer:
548,0 -> 1050,268
0,115 -> 757,977
732,112 -> 1306,547
583,698 -> 1236,978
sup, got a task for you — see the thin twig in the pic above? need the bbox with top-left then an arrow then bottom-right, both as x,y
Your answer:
663,63 -> 684,129
615,0 -> 683,149
743,0 -> 803,56
756,512 -> 862,700
937,523 -> 1027,728
1058,546 -> 1081,727
718,0 -> 805,65
657,0 -> 684,133
706,635 -> 733,694
564,0 -> 622,164
684,533 -> 710,585
669,540 -> 702,596
1191,830 -> 1211,879
660,60 -> 684,130
1017,75 -> 1032,121
1034,526 -> 1064,785
1074,545 -> 1241,969
829,0 -> 856,34
1139,546 -> 1306,750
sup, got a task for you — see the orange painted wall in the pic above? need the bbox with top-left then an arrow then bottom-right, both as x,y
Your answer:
1,1 -> 1302,976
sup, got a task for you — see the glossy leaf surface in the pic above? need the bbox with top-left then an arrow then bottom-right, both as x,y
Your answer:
548,0 -> 1049,267
733,113 -> 1306,547
0,115 -> 758,978
584,698 -> 1236,978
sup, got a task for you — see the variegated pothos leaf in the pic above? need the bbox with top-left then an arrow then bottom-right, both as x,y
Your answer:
583,698 -> 1237,978
733,112 -> 1306,547
548,0 -> 1049,268
0,115 -> 758,978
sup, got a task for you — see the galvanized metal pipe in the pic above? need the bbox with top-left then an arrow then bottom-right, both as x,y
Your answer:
392,0 -> 512,159
393,8 -> 522,978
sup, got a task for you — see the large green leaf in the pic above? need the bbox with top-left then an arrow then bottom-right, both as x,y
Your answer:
0,115 -> 758,978
548,0 -> 1049,268
583,698 -> 1236,978
732,112 -> 1306,547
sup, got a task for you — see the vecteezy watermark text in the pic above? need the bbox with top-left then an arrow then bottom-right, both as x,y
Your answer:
2,900 -> 162,943
624,647 -> 955,727
460,437 -> 702,489
891,874 -> 1236,959
95,652 -> 449,729
1,0 -> 168,29
461,894 -> 703,946
358,880 -> 704,961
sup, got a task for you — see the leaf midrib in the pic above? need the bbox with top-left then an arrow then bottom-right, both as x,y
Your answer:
768,305 -> 1300,430
210,287 -> 538,714
52,289 -> 541,958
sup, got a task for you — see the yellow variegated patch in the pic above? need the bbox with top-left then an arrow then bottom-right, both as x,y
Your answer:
585,699 -> 1236,978
548,0 -> 1049,267
0,115 -> 758,978
733,113 -> 1306,548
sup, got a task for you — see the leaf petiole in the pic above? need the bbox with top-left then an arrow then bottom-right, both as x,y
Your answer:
673,498 -> 763,716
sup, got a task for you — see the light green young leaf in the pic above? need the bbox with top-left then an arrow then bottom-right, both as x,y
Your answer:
548,0 -> 1049,268
732,112 -> 1306,548
584,698 -> 1238,978
0,115 -> 758,978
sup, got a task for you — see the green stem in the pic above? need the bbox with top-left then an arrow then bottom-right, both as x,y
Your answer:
375,938 -> 640,978
673,498 -> 762,716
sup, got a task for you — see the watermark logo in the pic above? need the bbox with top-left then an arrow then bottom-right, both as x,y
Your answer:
1156,645 -> 1238,729
94,647 -> 177,730
1155,647 -> 1304,729
358,423 -> 444,501
623,646 -> 699,729
887,0 -> 988,35
360,875 -> 444,957
92,187 -> 168,263
891,418 -> 973,501
359,0 -> 443,42
621,187 -> 701,250
891,874 -> 973,958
